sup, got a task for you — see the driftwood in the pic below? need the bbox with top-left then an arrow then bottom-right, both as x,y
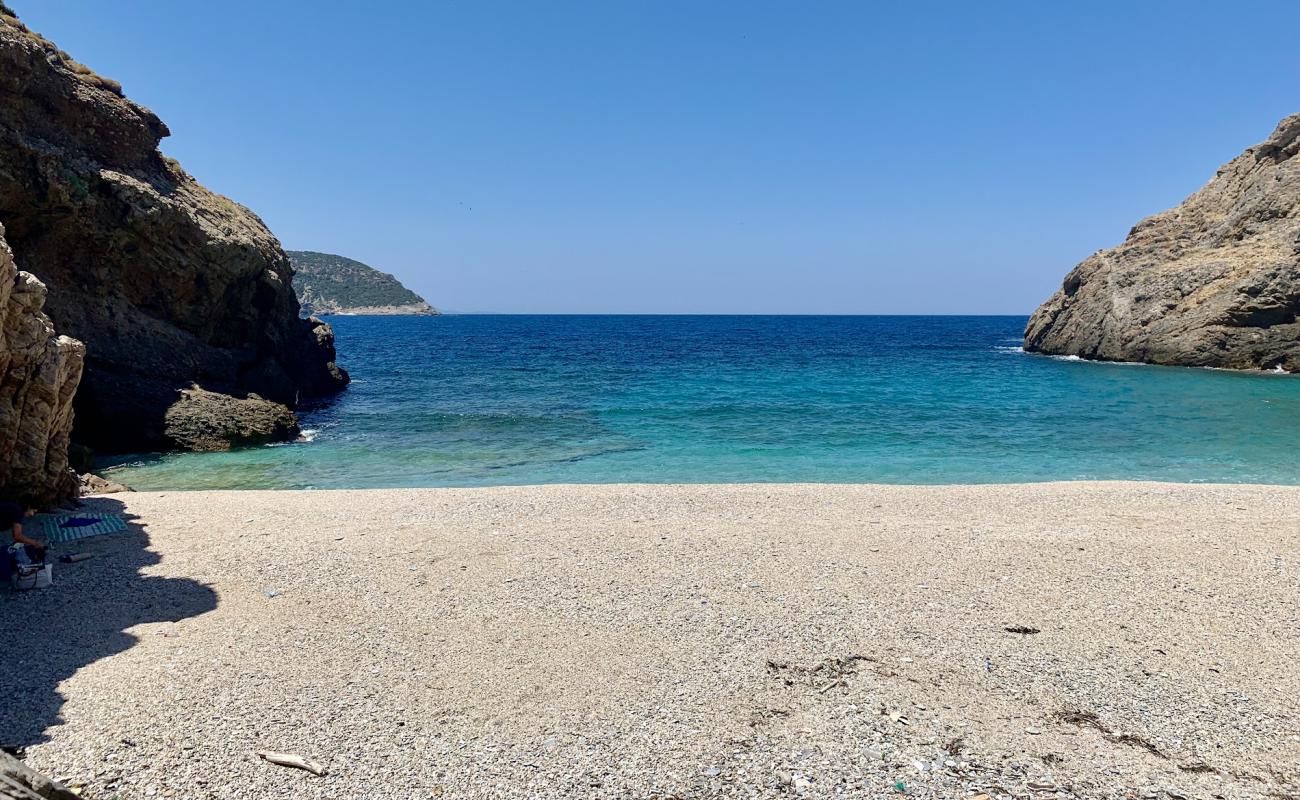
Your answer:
0,751 -> 80,800
256,750 -> 328,777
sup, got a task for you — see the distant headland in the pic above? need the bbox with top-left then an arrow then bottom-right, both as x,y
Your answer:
287,251 -> 437,317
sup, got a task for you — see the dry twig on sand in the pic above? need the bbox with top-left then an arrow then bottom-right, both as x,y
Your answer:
257,751 -> 328,777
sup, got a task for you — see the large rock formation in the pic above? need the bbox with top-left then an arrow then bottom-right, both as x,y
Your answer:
0,11 -> 347,454
0,224 -> 83,505
1025,114 -> 1300,370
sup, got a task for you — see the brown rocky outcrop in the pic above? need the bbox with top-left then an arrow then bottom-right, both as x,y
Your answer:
0,224 -> 83,505
79,472 -> 131,495
0,749 -> 80,800
164,387 -> 299,452
1026,114 -> 1300,370
0,11 -> 347,454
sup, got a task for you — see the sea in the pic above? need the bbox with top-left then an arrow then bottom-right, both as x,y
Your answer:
101,315 -> 1300,489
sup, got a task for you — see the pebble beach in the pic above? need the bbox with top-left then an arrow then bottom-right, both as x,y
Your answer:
4,483 -> 1299,799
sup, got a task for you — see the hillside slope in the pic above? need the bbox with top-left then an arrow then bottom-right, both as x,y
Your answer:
288,251 -> 436,316
1025,114 -> 1300,370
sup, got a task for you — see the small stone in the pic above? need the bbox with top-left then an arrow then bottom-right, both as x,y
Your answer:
1025,726 -> 1043,735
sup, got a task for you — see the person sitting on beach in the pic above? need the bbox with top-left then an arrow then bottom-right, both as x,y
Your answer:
0,499 -> 45,565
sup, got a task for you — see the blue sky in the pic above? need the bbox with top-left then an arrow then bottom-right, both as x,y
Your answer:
19,1 -> 1299,313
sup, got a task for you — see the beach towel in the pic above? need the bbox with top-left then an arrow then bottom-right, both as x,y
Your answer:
28,513 -> 128,544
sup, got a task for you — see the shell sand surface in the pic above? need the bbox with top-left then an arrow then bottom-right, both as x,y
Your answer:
4,483 -> 1298,798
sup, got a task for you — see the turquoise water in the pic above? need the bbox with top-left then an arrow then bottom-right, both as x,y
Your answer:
101,315 -> 1300,489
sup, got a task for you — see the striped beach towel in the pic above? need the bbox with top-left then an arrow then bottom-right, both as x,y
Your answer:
29,513 -> 129,544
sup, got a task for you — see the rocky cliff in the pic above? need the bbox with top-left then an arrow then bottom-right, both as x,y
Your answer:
0,11 -> 348,454
0,223 -> 84,504
1025,114 -> 1300,370
288,250 -> 437,316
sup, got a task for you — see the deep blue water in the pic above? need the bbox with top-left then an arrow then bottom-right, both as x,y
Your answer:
102,315 -> 1300,489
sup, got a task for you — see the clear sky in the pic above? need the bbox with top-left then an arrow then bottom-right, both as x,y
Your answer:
18,1 -> 1300,314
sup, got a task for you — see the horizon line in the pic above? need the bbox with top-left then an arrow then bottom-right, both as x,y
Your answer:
350,311 -> 1037,317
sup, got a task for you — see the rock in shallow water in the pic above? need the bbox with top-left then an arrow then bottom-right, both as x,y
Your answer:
79,472 -> 132,495
163,387 -> 300,452
1025,113 -> 1300,371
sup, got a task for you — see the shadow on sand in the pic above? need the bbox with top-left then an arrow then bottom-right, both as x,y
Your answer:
0,496 -> 217,750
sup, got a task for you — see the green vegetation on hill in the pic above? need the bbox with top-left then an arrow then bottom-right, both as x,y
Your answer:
287,251 -> 435,315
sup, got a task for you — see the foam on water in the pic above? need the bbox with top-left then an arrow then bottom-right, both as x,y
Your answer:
100,315 -> 1300,489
